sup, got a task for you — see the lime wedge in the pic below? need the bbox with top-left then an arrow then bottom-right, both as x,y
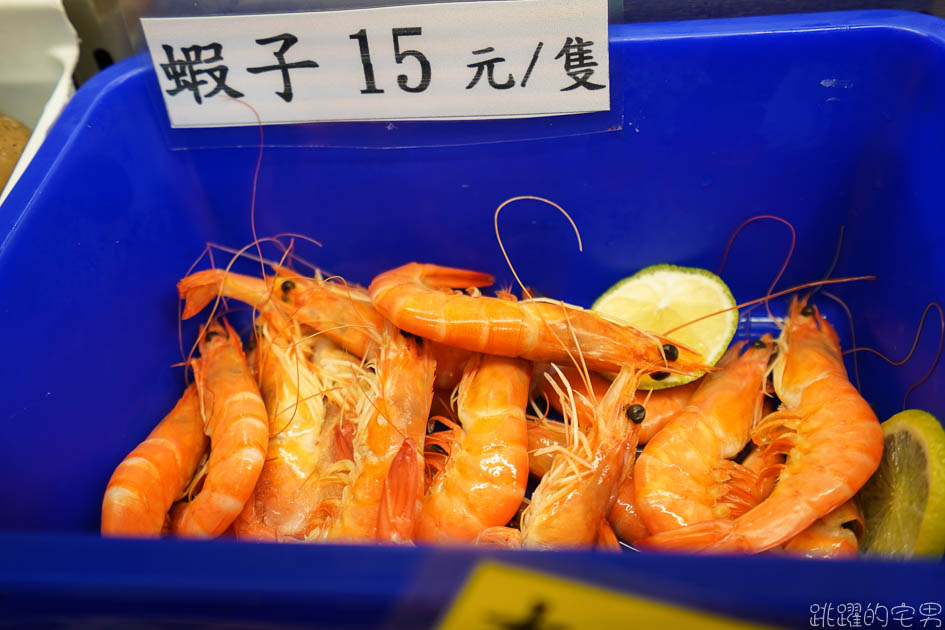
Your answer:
859,409 -> 945,558
592,264 -> 737,389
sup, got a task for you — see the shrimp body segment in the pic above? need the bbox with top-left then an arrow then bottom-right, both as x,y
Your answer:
416,353 -> 530,543
641,300 -> 883,553
634,338 -> 774,534
369,263 -> 708,376
101,385 -> 207,536
171,319 -> 269,538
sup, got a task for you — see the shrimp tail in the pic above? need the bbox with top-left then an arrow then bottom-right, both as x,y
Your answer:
377,438 -> 422,544
476,526 -> 523,548
178,269 -> 229,319
637,519 -> 739,552
407,263 -> 495,291
596,520 -> 622,551
178,268 -> 272,319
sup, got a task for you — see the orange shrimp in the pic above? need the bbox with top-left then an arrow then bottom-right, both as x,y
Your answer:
781,500 -> 863,558
368,263 -> 709,377
326,324 -> 435,541
414,352 -> 530,543
641,299 -> 883,553
518,365 -> 641,548
536,365 -> 699,444
633,337 -> 774,535
171,319 -> 269,538
178,268 -> 382,359
524,415 -> 649,544
525,416 -> 565,478
179,267 -> 471,390
231,327 -> 363,541
101,385 -> 208,536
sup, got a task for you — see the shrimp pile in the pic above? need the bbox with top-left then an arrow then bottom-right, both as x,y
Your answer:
100,248 -> 890,557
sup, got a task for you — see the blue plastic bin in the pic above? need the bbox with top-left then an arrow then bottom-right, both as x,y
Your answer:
1,10 -> 944,629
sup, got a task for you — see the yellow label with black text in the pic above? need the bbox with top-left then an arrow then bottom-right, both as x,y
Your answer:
436,561 -> 778,630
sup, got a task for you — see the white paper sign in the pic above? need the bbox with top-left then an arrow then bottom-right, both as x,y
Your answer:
141,0 -> 609,127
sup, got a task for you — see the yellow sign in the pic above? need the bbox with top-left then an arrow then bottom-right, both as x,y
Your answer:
436,561 -> 778,630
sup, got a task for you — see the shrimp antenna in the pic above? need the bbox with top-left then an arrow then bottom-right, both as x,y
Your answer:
663,275 -> 876,336
494,196 -> 598,395
226,96 -> 267,282
806,226 -> 845,301
820,290 -> 862,392
842,302 -> 944,409
717,214 -> 796,327
494,195 -> 583,301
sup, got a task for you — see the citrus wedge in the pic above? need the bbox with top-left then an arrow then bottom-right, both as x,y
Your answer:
859,409 -> 945,558
592,264 -> 737,389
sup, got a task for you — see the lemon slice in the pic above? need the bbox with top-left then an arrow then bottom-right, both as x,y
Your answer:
859,409 -> 945,558
592,264 -> 737,389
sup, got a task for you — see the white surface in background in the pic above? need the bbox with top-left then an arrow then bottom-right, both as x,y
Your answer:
141,0 -> 609,127
0,0 -> 80,206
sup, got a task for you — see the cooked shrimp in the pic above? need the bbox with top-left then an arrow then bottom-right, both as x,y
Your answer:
414,352 -> 530,543
326,324 -> 435,541
536,365 -> 699,444
634,337 -> 774,535
641,299 -> 883,553
782,500 -> 863,558
368,263 -> 708,376
180,267 -> 470,389
101,385 -> 207,536
171,319 -> 269,538
524,415 -> 649,545
178,267 -> 382,359
519,365 -> 641,548
231,326 -> 363,541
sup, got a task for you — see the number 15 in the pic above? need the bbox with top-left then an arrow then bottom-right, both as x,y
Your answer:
349,27 -> 432,94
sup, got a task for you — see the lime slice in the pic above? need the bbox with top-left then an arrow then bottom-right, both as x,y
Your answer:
859,409 -> 945,558
592,264 -> 737,389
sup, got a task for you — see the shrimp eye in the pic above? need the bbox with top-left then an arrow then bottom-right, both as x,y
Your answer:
626,404 -> 646,424
801,304 -> 815,317
662,343 -> 679,362
281,280 -> 295,293
204,330 -> 222,343
400,330 -> 423,345
650,371 -> 670,381
752,339 -> 767,349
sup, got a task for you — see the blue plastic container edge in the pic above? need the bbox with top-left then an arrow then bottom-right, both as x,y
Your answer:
1,9 -> 944,629
5,9 -> 945,254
